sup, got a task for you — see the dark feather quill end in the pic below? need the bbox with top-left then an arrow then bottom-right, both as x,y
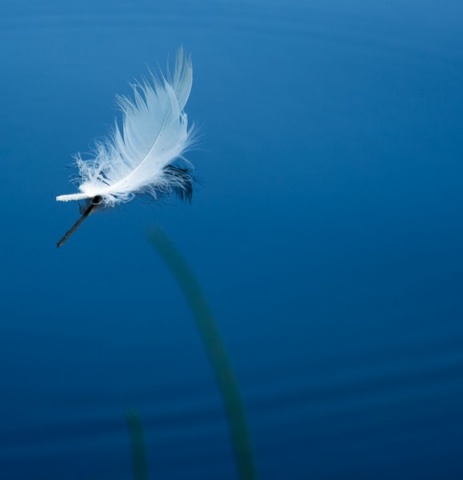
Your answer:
57,196 -> 101,248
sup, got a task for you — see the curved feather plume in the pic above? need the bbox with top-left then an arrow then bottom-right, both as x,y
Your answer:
56,49 -> 194,207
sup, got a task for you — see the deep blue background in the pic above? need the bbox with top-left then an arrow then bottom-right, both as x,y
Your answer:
1,0 -> 463,478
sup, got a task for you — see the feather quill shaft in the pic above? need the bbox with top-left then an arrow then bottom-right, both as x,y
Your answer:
56,199 -> 98,248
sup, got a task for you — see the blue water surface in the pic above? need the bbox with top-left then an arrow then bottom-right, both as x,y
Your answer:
1,0 -> 463,478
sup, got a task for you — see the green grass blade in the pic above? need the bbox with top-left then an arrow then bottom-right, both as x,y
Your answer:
147,226 -> 258,480
126,411 -> 149,480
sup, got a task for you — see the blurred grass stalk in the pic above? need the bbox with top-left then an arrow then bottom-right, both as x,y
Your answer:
126,411 -> 149,480
147,226 -> 258,480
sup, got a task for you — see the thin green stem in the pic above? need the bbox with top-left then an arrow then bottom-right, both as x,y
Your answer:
147,226 -> 258,480
126,411 -> 149,480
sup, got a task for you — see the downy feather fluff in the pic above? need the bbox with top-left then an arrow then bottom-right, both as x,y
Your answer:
57,49 -> 194,207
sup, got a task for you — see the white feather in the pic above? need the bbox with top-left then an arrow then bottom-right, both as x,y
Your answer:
56,49 -> 194,207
